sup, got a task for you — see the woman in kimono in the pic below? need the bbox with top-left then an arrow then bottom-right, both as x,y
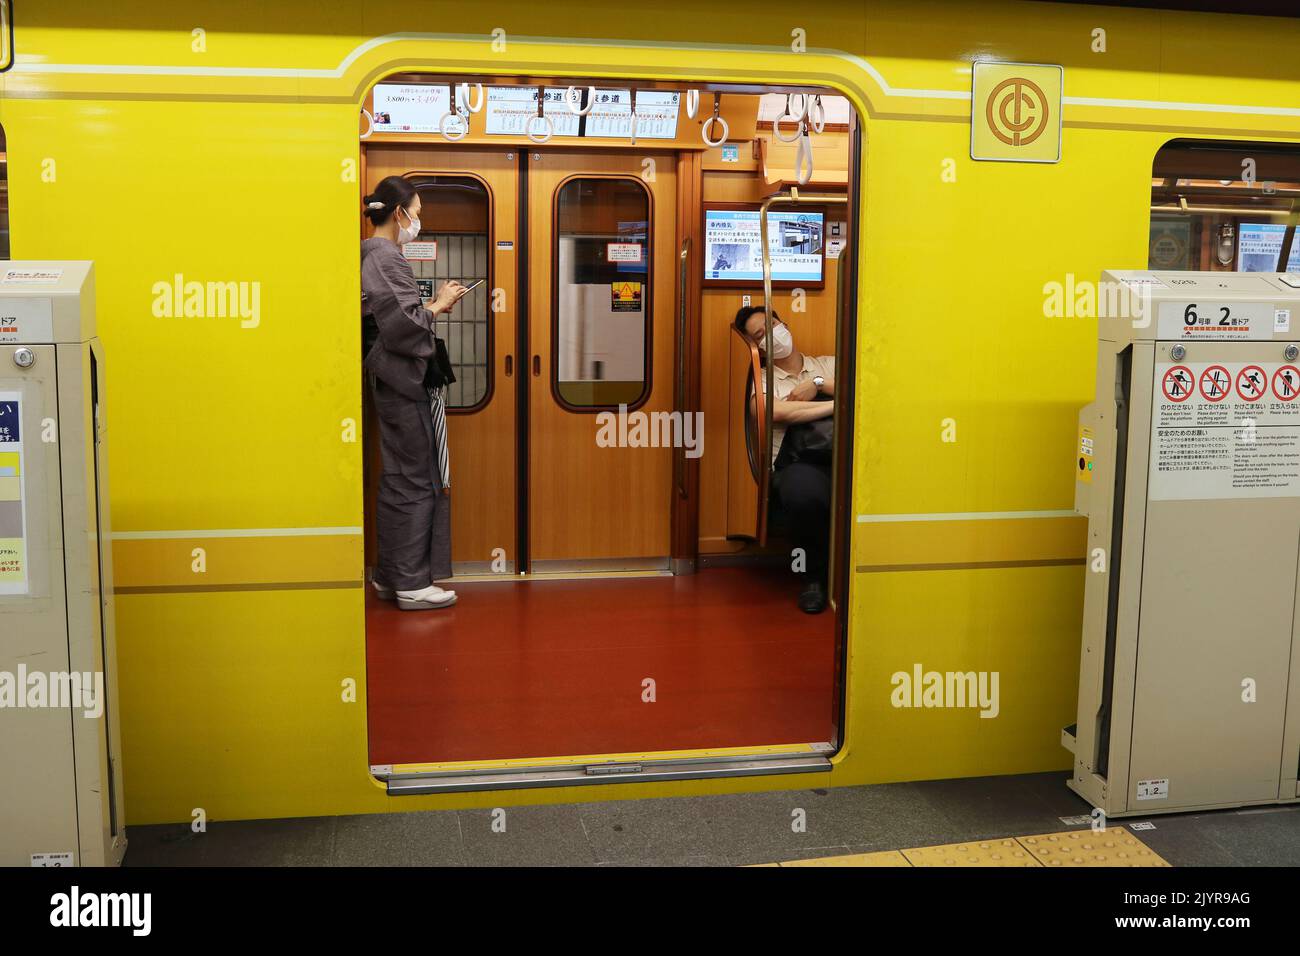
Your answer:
361,175 -> 470,610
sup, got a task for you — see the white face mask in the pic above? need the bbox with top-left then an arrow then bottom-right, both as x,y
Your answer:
397,207 -> 421,245
758,323 -> 794,360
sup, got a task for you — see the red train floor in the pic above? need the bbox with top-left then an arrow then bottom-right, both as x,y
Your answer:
365,566 -> 838,765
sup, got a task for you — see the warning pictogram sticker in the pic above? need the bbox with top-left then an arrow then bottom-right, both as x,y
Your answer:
1199,364 -> 1231,402
1236,365 -> 1267,402
1272,365 -> 1300,402
1161,365 -> 1194,402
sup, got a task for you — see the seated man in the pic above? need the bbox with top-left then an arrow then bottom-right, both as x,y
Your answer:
734,306 -> 835,614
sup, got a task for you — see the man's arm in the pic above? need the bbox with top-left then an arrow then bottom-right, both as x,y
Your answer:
772,399 -> 834,424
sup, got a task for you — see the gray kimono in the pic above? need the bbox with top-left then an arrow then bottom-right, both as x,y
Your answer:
361,237 -> 452,589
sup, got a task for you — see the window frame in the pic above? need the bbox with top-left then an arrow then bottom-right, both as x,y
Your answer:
549,172 -> 655,414
405,171 -> 496,416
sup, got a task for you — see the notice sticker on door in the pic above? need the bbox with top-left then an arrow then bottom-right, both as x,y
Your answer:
402,241 -> 438,261
0,392 -> 28,596
31,852 -> 75,867
1150,362 -> 1300,501
607,242 -> 643,263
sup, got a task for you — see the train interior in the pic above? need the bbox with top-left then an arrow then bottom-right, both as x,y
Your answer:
359,77 -> 859,785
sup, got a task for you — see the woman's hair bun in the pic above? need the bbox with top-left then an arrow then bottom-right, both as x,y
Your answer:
363,176 -> 418,226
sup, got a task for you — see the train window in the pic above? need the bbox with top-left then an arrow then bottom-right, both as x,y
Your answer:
0,124 -> 8,259
1151,139 -> 1300,272
553,176 -> 651,409
410,176 -> 492,410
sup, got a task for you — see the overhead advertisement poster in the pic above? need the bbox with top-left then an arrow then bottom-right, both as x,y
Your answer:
371,84 -> 450,134
0,392 -> 27,595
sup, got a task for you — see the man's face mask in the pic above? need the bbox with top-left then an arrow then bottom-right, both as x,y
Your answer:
757,322 -> 794,360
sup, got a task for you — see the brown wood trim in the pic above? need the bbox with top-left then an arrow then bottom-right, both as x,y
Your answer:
672,149 -> 704,566
548,171 -> 656,414
756,120 -> 852,133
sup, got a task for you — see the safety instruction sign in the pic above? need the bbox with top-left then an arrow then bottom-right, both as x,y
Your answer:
1150,362 -> 1300,501
611,281 -> 642,313
0,392 -> 27,595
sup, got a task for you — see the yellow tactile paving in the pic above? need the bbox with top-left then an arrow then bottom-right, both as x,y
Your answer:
1016,829 -> 1170,867
902,838 -> 1041,867
781,850 -> 911,867
750,826 -> 1173,868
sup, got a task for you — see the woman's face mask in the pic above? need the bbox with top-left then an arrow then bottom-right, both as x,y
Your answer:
396,206 -> 422,245
758,322 -> 794,360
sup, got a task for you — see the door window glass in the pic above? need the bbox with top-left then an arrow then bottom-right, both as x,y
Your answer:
553,177 -> 651,409
411,176 -> 492,410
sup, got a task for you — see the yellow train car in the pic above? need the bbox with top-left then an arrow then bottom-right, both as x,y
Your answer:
3,0 -> 1300,843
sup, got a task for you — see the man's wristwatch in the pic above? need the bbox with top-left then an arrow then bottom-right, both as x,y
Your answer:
812,375 -> 825,393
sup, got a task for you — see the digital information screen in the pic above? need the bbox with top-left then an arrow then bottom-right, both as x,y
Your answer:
704,208 -> 825,284
1238,222 -> 1300,272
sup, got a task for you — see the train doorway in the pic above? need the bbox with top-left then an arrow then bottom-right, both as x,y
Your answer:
359,80 -> 858,791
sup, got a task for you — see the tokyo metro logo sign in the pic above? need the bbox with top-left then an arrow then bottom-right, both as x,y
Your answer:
971,62 -> 1063,163
986,77 -> 1050,146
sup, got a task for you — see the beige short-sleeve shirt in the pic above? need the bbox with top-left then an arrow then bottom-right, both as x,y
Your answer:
760,354 -> 835,466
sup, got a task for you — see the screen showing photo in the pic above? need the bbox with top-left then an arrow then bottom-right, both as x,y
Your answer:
704,208 -> 824,283
1237,222 -> 1300,272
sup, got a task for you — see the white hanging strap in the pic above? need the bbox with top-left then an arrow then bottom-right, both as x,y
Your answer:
773,93 -> 803,144
565,85 -> 595,116
809,94 -> 826,134
527,92 -> 554,143
359,108 -> 374,141
629,88 -> 638,146
701,92 -> 729,148
439,83 -> 469,141
457,82 -> 484,114
685,89 -> 699,119
795,129 -> 814,186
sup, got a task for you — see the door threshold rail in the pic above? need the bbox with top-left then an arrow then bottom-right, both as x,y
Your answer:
380,747 -> 834,795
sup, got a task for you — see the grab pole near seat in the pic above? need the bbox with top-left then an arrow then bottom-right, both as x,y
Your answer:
757,187 -> 850,546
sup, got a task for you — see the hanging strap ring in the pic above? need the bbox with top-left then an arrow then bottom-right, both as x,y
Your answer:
457,82 -> 485,114
773,94 -> 803,143
701,93 -> 729,148
701,112 -> 729,148
685,89 -> 699,119
359,108 -> 374,141
565,85 -> 594,116
808,95 -> 826,134
439,109 -> 470,141
526,112 -> 554,144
